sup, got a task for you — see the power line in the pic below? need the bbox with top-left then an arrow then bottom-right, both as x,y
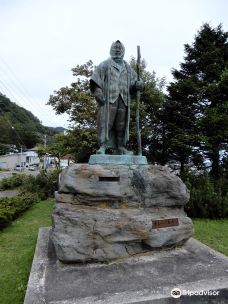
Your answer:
0,75 -> 48,123
0,79 -> 27,111
0,106 -> 26,147
0,79 -> 44,131
0,55 -> 36,100
0,54 -> 58,126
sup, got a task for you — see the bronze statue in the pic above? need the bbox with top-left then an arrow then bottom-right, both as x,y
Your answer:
90,40 -> 144,155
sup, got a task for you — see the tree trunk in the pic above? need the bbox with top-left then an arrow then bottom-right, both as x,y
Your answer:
210,149 -> 220,178
180,160 -> 185,177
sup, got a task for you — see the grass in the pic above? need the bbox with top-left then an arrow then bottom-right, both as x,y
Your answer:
193,219 -> 228,256
0,201 -> 227,304
0,199 -> 54,304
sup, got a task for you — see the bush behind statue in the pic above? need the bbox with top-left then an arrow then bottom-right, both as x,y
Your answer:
184,172 -> 228,219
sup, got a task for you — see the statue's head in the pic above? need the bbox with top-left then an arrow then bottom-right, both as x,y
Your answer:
110,40 -> 125,61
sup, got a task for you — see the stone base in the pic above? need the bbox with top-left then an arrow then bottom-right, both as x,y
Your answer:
89,154 -> 148,165
24,228 -> 228,304
51,203 -> 193,263
53,164 -> 193,263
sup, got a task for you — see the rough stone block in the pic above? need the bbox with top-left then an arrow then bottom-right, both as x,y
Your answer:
51,203 -> 193,263
52,163 -> 193,263
59,164 -> 189,207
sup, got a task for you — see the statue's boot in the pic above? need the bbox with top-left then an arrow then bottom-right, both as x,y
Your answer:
118,146 -> 133,155
96,145 -> 106,154
117,137 -> 133,155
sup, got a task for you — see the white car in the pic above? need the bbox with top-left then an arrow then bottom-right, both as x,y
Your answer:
28,165 -> 38,171
15,165 -> 24,171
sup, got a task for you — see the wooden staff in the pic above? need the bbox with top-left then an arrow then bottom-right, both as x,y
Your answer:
136,45 -> 142,155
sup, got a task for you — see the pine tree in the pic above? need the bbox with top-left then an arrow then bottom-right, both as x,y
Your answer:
165,23 -> 228,176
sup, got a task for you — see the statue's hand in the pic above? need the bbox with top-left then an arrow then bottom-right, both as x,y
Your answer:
94,87 -> 106,106
135,80 -> 144,92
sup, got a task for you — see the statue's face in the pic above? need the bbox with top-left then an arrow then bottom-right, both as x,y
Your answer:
110,41 -> 125,59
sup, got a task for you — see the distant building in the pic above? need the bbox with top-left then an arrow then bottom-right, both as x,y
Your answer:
0,149 -> 40,170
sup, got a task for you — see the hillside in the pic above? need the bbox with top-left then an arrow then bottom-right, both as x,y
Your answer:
0,93 -> 64,153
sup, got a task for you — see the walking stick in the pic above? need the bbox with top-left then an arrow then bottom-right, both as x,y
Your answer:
136,45 -> 142,155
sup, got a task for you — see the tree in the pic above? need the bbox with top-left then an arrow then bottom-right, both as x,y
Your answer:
48,61 -> 98,162
128,57 -> 165,162
37,133 -> 75,169
0,144 -> 11,155
165,23 -> 228,176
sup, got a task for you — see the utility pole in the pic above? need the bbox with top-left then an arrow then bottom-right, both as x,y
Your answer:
44,134 -> 47,170
20,146 -> 23,171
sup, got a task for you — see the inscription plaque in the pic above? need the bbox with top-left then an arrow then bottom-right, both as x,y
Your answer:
152,218 -> 179,229
99,176 -> 120,182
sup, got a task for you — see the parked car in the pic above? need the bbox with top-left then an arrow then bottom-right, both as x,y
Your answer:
28,165 -> 37,171
15,165 -> 24,171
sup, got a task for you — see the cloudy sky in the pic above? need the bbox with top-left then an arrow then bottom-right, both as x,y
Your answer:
0,0 -> 227,128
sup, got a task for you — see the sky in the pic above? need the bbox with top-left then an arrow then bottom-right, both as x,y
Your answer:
0,0 -> 227,128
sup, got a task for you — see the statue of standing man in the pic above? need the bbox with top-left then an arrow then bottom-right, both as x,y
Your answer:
90,40 -> 144,155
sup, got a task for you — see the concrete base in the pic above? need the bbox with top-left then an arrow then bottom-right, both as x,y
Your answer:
88,154 -> 148,165
24,228 -> 228,304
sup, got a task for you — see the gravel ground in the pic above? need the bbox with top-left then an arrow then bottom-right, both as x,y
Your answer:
0,189 -> 19,198
0,170 -> 39,181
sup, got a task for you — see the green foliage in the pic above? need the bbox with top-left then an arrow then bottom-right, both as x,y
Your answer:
47,61 -> 98,162
184,172 -> 228,218
48,60 -> 96,127
0,144 -> 11,155
0,194 -> 39,229
20,170 -> 60,200
0,170 -> 59,200
193,219 -> 228,256
128,58 -> 166,161
164,23 -> 228,175
38,133 -> 74,168
0,93 -> 60,150
0,200 -> 54,304
66,127 -> 97,163
0,173 -> 27,190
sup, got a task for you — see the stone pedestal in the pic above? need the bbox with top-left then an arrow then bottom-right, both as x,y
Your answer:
51,161 -> 194,263
24,228 -> 228,304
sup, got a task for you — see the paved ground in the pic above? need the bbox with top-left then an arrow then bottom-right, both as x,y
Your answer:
24,228 -> 228,304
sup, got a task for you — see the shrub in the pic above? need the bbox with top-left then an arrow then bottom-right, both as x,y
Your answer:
0,173 -> 27,190
0,194 -> 39,229
0,170 -> 60,200
184,172 -> 228,219
20,169 -> 60,200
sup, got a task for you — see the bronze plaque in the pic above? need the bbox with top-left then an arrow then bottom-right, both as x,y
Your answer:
152,218 -> 179,229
